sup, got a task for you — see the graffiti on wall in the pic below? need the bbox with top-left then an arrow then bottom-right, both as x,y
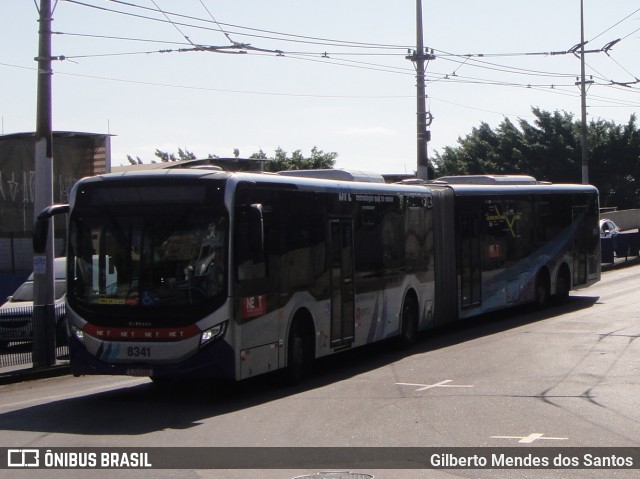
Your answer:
0,171 -> 77,205
0,133 -> 109,238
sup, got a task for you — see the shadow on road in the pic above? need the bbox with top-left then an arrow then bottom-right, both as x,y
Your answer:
0,295 -> 599,436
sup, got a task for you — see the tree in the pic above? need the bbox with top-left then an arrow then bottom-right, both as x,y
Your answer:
127,146 -> 337,172
589,115 -> 640,208
518,109 -> 580,183
126,155 -> 143,165
433,109 -> 640,209
154,148 -> 197,163
261,146 -> 338,172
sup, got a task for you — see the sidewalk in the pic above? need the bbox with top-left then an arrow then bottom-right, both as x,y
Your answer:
601,255 -> 640,271
0,360 -> 70,385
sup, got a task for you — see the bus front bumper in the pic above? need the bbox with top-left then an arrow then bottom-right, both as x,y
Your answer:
68,336 -> 236,380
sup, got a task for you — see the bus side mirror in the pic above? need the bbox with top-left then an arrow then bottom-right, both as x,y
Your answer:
236,203 -> 265,280
247,203 -> 265,263
33,204 -> 70,253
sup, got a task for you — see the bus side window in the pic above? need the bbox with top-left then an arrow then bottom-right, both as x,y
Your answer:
236,204 -> 266,281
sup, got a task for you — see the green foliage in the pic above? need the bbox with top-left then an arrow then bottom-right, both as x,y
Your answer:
154,148 -> 197,163
129,146 -> 337,172
126,154 -> 143,165
262,146 -> 338,172
433,109 -> 640,209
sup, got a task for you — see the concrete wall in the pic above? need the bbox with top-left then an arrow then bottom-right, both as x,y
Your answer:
600,209 -> 640,231
0,132 -> 110,275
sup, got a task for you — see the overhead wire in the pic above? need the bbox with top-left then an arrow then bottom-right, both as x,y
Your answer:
53,28 -> 611,85
53,31 -> 191,47
0,61 -> 415,99
62,0 -> 411,51
46,45 -> 639,109
585,5 -> 640,88
435,53 -> 580,80
148,0 -> 196,46
105,0 -> 411,50
48,0 -> 640,115
59,0 -> 634,85
589,6 -> 640,43
195,0 -> 235,45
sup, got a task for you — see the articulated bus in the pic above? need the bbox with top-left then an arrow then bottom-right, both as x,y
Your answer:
35,170 -> 600,382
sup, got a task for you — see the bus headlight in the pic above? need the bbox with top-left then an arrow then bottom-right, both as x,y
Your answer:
70,323 -> 85,344
200,321 -> 228,346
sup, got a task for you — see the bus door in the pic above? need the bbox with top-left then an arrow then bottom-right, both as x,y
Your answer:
459,212 -> 482,309
329,219 -> 355,347
572,206 -> 588,285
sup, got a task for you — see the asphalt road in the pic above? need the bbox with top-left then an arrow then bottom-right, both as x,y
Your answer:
0,264 -> 638,479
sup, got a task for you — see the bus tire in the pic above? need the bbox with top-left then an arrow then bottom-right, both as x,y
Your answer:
149,376 -> 177,388
284,316 -> 314,385
399,293 -> 419,347
534,270 -> 550,308
554,266 -> 571,303
55,319 -> 68,347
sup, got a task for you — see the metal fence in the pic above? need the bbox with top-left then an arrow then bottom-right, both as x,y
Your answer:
0,303 -> 68,369
601,231 -> 640,264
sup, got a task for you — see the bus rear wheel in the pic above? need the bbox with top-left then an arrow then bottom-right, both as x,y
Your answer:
534,271 -> 550,308
554,267 -> 571,303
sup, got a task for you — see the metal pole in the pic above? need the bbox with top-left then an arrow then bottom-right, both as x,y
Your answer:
579,0 -> 589,184
411,0 -> 435,181
406,0 -> 435,180
33,0 -> 56,368
415,0 -> 428,181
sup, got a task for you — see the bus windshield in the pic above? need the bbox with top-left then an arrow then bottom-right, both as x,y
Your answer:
68,183 -> 228,316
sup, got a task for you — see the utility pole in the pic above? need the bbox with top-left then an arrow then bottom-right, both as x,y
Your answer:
577,0 -> 591,184
407,0 -> 435,181
33,0 -> 56,367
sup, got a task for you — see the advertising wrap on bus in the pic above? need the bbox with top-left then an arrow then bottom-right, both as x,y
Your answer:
33,170 -> 600,383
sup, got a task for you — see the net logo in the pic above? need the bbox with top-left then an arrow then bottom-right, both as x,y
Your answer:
7,449 -> 40,468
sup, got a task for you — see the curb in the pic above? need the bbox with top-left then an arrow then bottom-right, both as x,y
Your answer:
601,256 -> 640,272
0,362 -> 70,386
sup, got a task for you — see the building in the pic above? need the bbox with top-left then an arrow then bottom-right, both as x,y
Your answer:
0,131 -> 110,277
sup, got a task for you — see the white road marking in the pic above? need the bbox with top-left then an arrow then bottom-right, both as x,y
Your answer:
395,379 -> 474,392
491,433 -> 568,443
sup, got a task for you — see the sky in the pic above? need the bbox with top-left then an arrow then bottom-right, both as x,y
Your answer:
1,1 -> 639,174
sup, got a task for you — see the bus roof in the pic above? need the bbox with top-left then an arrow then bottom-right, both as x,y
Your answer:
77,169 -> 597,199
277,169 -> 385,183
76,168 -> 432,197
430,182 -> 598,196
434,175 -> 538,185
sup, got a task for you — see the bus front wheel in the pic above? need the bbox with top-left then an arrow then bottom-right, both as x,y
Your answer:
399,294 -> 419,347
284,318 -> 314,385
